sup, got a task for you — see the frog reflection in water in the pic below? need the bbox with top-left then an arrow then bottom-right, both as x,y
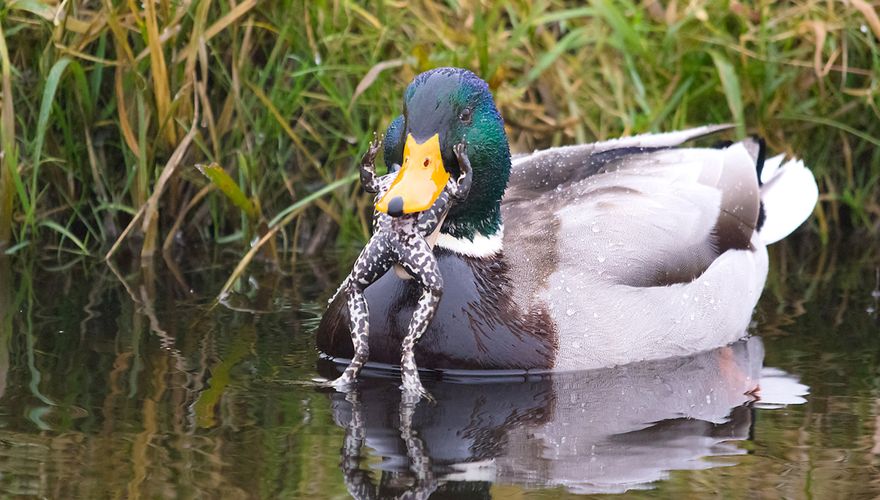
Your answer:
329,136 -> 473,398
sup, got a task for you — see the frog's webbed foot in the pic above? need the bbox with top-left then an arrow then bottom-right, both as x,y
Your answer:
359,132 -> 384,193
325,370 -> 359,390
397,293 -> 439,404
331,276 -> 373,392
364,132 -> 382,164
400,354 -> 435,403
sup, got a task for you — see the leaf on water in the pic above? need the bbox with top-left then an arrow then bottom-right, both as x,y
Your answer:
192,326 -> 255,428
197,163 -> 259,220
708,50 -> 745,138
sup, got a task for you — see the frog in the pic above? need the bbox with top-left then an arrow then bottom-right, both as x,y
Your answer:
328,136 -> 473,398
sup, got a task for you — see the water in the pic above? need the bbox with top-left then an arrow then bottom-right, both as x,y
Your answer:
0,236 -> 877,498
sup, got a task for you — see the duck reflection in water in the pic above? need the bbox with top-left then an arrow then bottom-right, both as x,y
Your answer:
320,337 -> 808,497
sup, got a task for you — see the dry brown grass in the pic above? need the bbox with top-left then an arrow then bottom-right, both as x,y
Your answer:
0,1 -> 877,264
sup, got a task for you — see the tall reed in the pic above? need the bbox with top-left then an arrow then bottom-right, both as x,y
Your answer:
0,1 -> 877,259
0,22 -> 15,248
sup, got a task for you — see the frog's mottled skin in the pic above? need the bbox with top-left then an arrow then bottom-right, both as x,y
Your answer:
330,138 -> 472,397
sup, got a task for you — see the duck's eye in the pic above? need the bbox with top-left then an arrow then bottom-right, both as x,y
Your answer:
459,107 -> 473,124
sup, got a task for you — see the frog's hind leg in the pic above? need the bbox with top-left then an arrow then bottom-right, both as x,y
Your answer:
395,236 -> 443,399
330,235 -> 393,389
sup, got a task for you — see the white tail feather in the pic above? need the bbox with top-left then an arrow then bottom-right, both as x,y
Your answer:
759,157 -> 818,245
760,154 -> 785,184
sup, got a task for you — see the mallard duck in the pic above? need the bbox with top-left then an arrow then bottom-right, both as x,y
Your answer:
316,67 -> 818,372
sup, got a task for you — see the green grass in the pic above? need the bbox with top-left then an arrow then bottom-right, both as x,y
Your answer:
0,1 -> 878,259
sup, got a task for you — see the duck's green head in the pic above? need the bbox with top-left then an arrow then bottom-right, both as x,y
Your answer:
382,67 -> 511,251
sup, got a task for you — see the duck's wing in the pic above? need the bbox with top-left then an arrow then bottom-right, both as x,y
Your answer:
501,131 -> 809,369
506,125 -> 733,199
503,130 -> 761,302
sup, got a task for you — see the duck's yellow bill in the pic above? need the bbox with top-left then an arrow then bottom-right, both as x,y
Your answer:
376,133 -> 449,216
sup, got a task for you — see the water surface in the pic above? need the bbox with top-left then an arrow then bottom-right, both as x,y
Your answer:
0,236 -> 877,498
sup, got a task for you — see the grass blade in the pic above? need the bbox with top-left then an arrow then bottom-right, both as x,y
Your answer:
3,240 -> 29,255
779,115 -> 880,148
32,57 -> 72,171
219,173 -> 357,300
267,174 -> 357,228
245,80 -> 327,181
708,50 -> 745,137
350,59 -> 404,109
593,0 -> 643,54
197,163 -> 258,220
39,220 -> 89,255
524,27 -> 590,84
143,0 -> 176,147
0,22 -> 15,246
2,0 -> 879,255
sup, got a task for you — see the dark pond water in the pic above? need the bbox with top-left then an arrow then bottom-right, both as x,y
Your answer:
0,235 -> 877,498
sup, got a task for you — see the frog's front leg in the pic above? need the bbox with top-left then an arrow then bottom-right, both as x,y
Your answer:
330,233 -> 394,388
394,234 -> 443,399
415,143 -> 473,235
359,134 -> 383,194
415,192 -> 450,235
449,142 -> 473,200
